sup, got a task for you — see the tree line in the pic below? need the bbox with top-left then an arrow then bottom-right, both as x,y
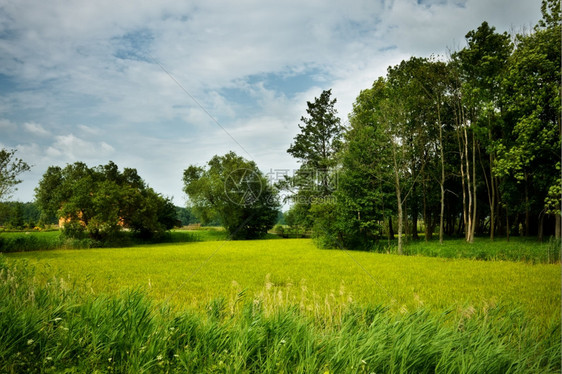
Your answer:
0,0 -> 559,248
284,0 -> 561,253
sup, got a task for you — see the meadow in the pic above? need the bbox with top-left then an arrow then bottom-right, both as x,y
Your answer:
1,232 -> 560,372
5,238 -> 560,322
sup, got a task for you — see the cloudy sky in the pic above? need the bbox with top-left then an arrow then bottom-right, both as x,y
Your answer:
1,0 -> 541,206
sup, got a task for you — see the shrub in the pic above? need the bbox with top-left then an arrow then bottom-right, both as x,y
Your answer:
273,224 -> 285,237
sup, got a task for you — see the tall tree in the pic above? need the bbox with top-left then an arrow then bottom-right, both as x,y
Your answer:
454,22 -> 512,240
287,89 -> 343,193
495,0 -> 561,238
416,58 -> 452,243
285,89 -> 343,246
338,78 -> 396,249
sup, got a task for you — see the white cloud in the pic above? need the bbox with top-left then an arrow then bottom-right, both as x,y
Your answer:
45,134 -> 115,162
0,0 -> 543,203
23,122 -> 50,137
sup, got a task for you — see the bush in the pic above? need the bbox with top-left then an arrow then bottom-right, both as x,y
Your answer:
273,224 -> 285,237
0,233 -> 63,252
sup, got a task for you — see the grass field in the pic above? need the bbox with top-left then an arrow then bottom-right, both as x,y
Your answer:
1,233 -> 561,372
5,238 -> 560,325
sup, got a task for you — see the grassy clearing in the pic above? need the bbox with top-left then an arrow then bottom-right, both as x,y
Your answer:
0,257 -> 559,373
5,238 -> 560,327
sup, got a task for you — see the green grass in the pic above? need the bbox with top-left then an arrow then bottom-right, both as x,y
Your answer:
0,230 -> 199,252
403,236 -> 561,263
5,238 -> 560,327
0,255 -> 560,373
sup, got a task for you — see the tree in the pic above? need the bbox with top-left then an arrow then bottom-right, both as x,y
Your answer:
284,203 -> 312,238
0,148 -> 30,202
495,0 -> 561,239
176,206 -> 197,226
287,89 -> 343,193
337,78 -> 396,250
183,152 -> 279,239
285,89 -> 343,246
452,22 -> 512,241
35,161 -> 175,240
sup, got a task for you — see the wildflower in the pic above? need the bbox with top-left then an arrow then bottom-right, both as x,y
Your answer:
27,339 -> 34,345
157,354 -> 163,361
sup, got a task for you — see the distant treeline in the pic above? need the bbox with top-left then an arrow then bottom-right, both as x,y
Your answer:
0,202 -> 200,230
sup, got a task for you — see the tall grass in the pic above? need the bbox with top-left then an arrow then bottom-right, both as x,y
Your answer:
6,239 -> 560,326
0,256 -> 559,373
401,236 -> 561,264
0,230 -> 199,253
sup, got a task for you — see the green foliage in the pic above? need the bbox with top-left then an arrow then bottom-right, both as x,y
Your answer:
272,224 -> 285,237
284,89 -> 343,245
325,0 -> 562,248
310,199 -> 341,248
0,255 -> 559,373
287,89 -> 343,173
35,161 -> 176,241
0,148 -> 30,202
183,152 -> 280,240
336,77 -> 396,249
0,202 -> 49,229
0,229 -> 201,252
284,203 -> 312,238
175,206 -> 197,226
494,4 -> 561,225
403,237 -> 562,264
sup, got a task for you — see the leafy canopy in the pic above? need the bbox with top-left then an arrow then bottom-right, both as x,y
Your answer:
183,152 -> 279,240
35,161 -> 176,240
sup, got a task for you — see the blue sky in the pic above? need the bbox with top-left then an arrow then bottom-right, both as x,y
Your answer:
0,0 -> 541,206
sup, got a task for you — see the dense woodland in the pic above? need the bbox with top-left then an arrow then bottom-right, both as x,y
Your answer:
284,0 -> 561,252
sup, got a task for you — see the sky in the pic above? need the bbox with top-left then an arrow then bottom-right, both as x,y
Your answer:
0,0 -> 542,207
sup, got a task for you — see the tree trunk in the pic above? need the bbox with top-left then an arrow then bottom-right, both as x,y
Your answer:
463,127 -> 473,243
480,136 -> 495,241
554,213 -> 561,239
505,204 -> 510,242
403,199 -> 409,244
466,127 -> 475,243
438,102 -> 445,244
457,126 -> 468,241
524,172 -> 530,237
489,132 -> 496,241
439,183 -> 445,243
388,216 -> 394,239
392,142 -> 403,255
423,180 -> 431,242
412,197 -> 419,240
538,212 -> 544,242
397,197 -> 403,254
